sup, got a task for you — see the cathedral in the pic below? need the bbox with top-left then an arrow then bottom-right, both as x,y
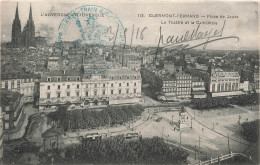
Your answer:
11,3 -> 35,47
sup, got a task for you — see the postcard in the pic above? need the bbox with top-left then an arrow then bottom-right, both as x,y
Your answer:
0,0 -> 259,164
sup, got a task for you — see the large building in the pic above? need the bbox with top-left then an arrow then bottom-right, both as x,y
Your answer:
209,68 -> 243,97
38,67 -> 142,108
141,65 -> 192,100
39,70 -> 82,107
1,91 -> 24,131
82,68 -> 142,105
176,73 -> 192,99
1,72 -> 37,97
11,3 -> 35,47
191,76 -> 207,98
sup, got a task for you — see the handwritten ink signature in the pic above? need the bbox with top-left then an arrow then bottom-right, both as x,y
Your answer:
153,20 -> 239,59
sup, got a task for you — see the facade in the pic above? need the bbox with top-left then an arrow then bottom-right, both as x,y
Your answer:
191,76 -> 207,98
157,76 -> 177,101
38,68 -> 142,108
176,73 -> 192,99
82,68 -> 142,105
39,70 -> 82,107
47,56 -> 60,71
1,73 -> 35,97
1,91 -> 24,130
209,68 -> 243,97
11,3 -> 35,47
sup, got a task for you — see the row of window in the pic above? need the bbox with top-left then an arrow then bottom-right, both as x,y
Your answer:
46,82 -> 138,90
176,76 -> 191,79
177,84 -> 191,87
177,88 -> 190,92
176,91 -> 191,95
4,79 -> 33,89
212,83 -> 239,92
46,89 -> 137,98
46,75 -> 140,82
47,77 -> 80,82
177,80 -> 192,84
163,88 -> 176,92
110,75 -> 139,80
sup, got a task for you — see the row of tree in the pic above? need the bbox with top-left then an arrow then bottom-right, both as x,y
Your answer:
191,94 -> 259,110
241,120 -> 259,143
191,97 -> 230,110
47,105 -> 144,131
64,136 -> 189,164
230,94 -> 259,106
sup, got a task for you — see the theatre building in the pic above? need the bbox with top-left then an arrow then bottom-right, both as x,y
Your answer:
209,68 -> 243,97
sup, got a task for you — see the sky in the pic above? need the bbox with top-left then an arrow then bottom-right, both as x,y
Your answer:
1,1 -> 258,50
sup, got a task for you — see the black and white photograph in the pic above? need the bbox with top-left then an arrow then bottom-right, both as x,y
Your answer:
0,0 -> 259,164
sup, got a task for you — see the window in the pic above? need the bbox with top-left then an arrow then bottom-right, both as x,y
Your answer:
77,77 -> 80,81
5,81 -> 8,89
17,80 -> 20,89
57,92 -> 60,98
119,83 -> 121,87
47,93 -> 51,98
67,92 -> 70,97
111,90 -> 114,94
67,85 -> 70,89
127,82 -> 129,86
134,82 -> 136,86
103,90 -> 106,95
67,77 -> 71,81
103,84 -> 106,87
119,76 -> 122,79
126,89 -> 129,94
57,85 -> 60,89
11,80 -> 14,89
111,83 -> 114,87
47,86 -> 50,90
77,84 -> 80,89
94,91 -> 97,96
135,76 -> 137,79
119,89 -> 121,94
76,92 -> 80,96
47,77 -> 51,82
86,91 -> 88,96
134,89 -> 136,93
86,84 -> 88,88
57,77 -> 61,81
95,84 -> 97,88
112,76 -> 114,80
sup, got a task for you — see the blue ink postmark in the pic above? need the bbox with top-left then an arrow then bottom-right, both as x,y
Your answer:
57,5 -> 125,45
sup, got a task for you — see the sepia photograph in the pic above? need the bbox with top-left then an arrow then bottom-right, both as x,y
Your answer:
0,0 -> 259,164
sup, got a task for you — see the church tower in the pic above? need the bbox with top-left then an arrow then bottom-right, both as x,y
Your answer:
11,2 -> 21,47
22,3 -> 35,47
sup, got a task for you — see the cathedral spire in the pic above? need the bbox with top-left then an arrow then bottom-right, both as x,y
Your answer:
15,2 -> 19,20
29,3 -> 32,21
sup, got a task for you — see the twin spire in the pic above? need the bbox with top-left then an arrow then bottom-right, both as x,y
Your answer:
15,2 -> 33,22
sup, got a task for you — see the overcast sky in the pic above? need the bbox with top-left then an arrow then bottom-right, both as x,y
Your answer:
1,1 -> 258,50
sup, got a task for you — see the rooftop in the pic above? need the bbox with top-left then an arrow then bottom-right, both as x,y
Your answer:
42,69 -> 82,77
